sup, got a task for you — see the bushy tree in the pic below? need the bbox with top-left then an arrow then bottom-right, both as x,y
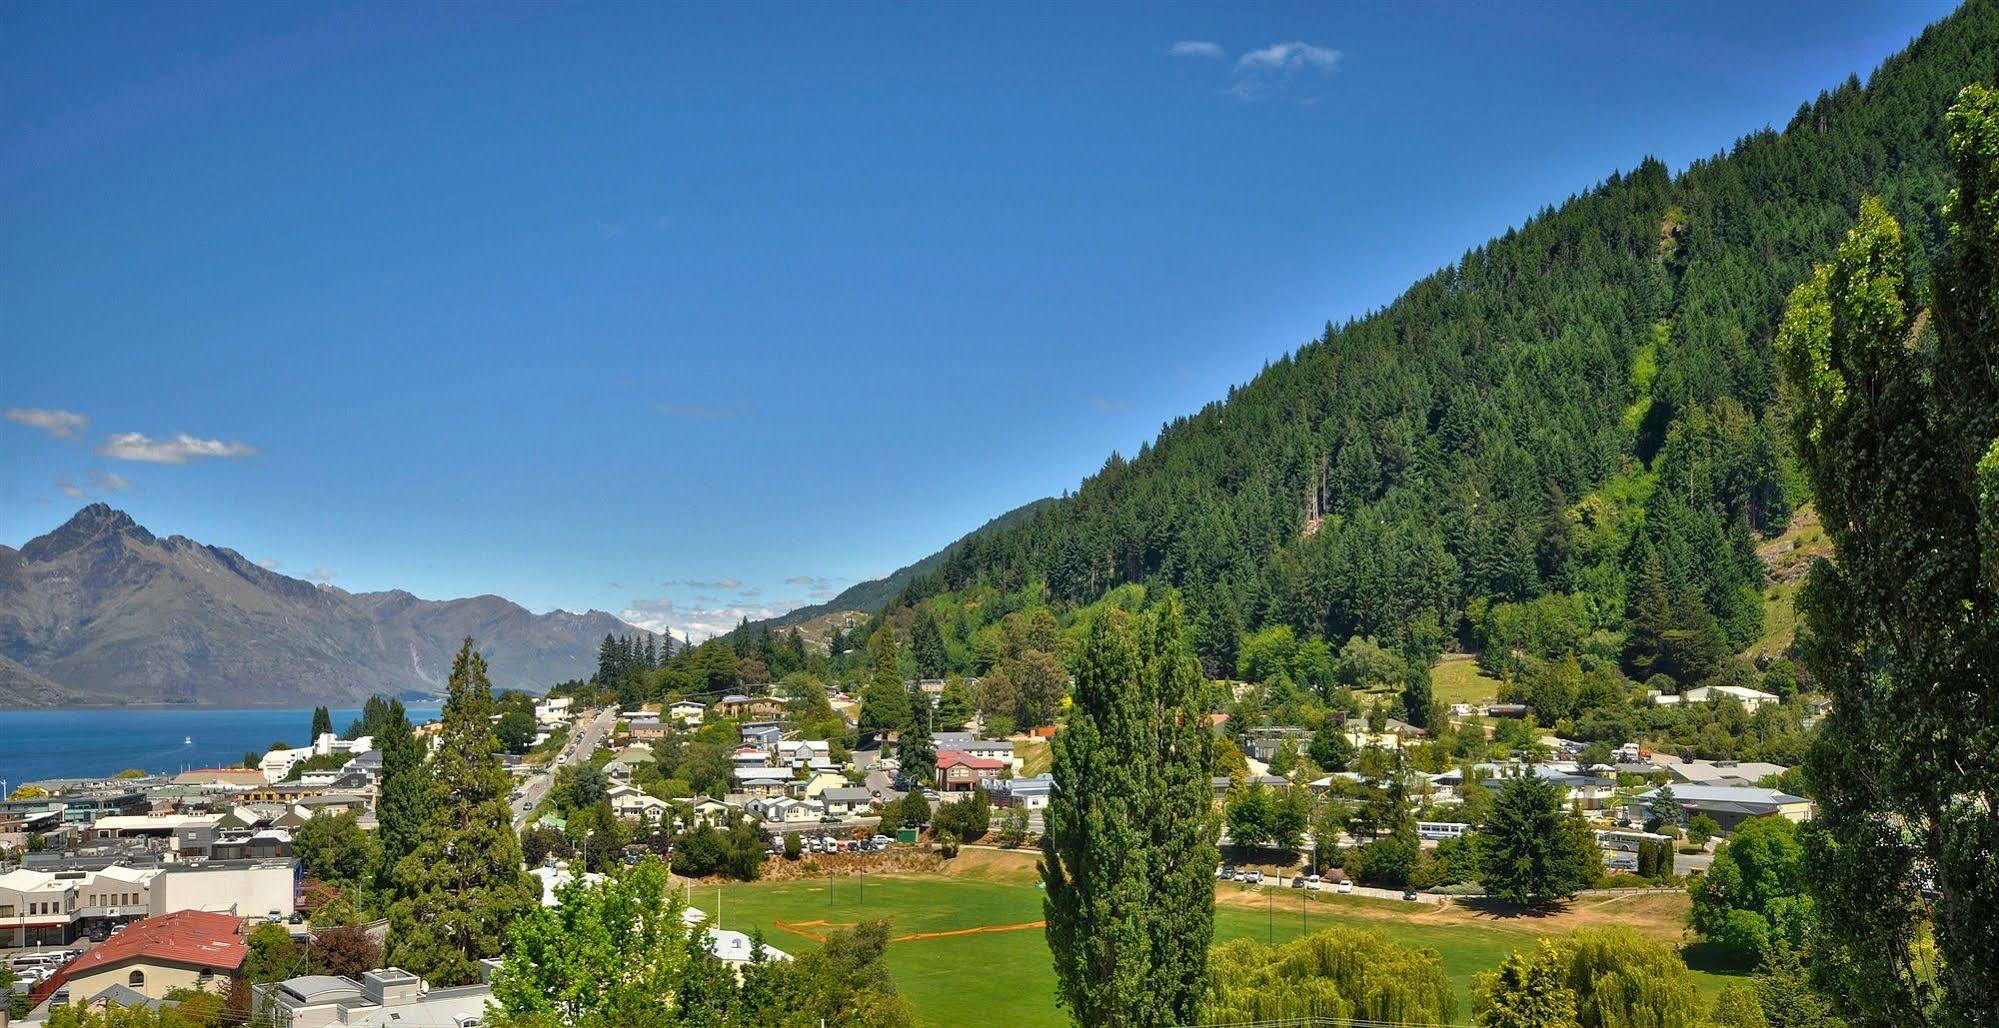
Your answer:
1476,929 -> 1701,1028
1476,775 -> 1598,905
1202,928 -> 1457,1024
1690,816 -> 1815,962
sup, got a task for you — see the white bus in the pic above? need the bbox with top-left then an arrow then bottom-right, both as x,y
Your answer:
1417,821 -> 1471,841
1595,828 -> 1672,853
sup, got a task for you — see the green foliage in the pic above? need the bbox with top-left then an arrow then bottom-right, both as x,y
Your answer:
1476,775 -> 1599,905
1042,597 -> 1218,1027
386,639 -> 536,986
374,696 -> 427,889
1777,80 -> 1999,1025
294,809 -> 379,888
489,858 -> 698,1026
1201,927 -> 1458,1025
1476,928 -> 1702,1028
933,789 -> 991,841
1690,816 -> 1815,962
857,626 -> 912,739
496,707 -> 537,754
310,705 -> 332,741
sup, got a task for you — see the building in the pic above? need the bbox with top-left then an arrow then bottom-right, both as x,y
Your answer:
703,928 -> 791,969
717,695 -> 784,719
1650,684 -> 1781,713
818,787 -> 874,819
1626,785 -> 1814,833
981,774 -> 1053,810
747,797 -> 821,824
668,700 -> 707,725
253,967 -> 494,1028
934,753 -> 1007,793
30,910 -> 245,1012
741,722 -> 785,749
627,713 -> 667,742
932,733 -> 1019,771
606,785 -> 672,821
171,768 -> 271,790
527,863 -> 603,907
1658,758 -> 1789,788
731,766 -> 795,798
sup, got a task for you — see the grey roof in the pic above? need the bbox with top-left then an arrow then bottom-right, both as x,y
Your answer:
821,787 -> 872,803
87,983 -> 170,1010
275,974 -> 366,1003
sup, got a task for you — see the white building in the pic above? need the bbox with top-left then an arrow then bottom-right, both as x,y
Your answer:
1650,685 -> 1780,713
254,967 -> 492,1028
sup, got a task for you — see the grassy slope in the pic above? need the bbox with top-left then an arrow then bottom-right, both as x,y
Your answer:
1431,652 -> 1505,707
1748,505 -> 1832,660
706,855 -> 1740,1025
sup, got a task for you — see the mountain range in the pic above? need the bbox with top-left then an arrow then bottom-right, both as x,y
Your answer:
0,504 -> 645,708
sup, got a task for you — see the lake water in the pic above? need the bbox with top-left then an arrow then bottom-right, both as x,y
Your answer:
0,707 -> 441,790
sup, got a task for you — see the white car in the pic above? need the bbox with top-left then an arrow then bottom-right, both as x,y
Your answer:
1336,880 -> 1354,894
1305,875 -> 1323,891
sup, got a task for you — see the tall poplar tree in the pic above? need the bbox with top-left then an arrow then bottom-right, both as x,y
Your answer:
388,638 -> 535,985
374,697 -> 427,889
1043,598 -> 1217,1026
1777,85 -> 1999,1026
857,625 -> 911,740
309,706 -> 332,742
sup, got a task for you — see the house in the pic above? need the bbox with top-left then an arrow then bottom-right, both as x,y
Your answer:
934,753 -> 1006,793
747,797 -> 821,824
1241,727 -> 1314,763
29,910 -> 244,1012
932,733 -> 1019,771
800,771 -> 849,799
1650,685 -> 1780,713
1657,758 -> 1789,788
731,767 -> 794,798
718,695 -> 785,719
535,695 -> 575,727
627,713 -> 667,742
981,774 -> 1053,810
0,867 -> 82,946
258,747 -> 318,783
740,722 -> 785,749
775,739 -> 832,768
606,785 -> 672,821
253,967 -> 494,1028
89,814 -> 225,857
689,798 -> 731,826
668,700 -> 707,725
819,787 -> 874,819
1626,785 -> 1814,833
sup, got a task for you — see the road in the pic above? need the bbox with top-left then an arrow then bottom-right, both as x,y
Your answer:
512,706 -> 616,828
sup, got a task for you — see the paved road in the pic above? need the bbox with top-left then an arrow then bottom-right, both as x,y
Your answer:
512,707 -> 616,828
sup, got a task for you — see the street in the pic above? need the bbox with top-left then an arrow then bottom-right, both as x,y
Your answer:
511,706 -> 616,829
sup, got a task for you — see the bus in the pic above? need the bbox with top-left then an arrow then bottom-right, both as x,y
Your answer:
1595,828 -> 1671,853
1416,821 -> 1471,841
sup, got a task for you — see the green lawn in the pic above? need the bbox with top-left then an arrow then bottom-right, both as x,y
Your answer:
1431,653 -> 1504,707
704,868 -> 1745,1025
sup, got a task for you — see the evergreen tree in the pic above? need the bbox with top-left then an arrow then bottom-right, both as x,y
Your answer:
387,638 -> 536,985
1477,775 -> 1598,905
309,706 -> 332,742
375,698 -> 427,890
1043,598 -> 1218,1026
857,626 -> 912,740
898,689 -> 936,791
910,606 -> 949,679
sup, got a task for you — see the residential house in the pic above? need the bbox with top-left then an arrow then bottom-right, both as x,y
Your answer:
932,733 -> 1019,772
740,722 -> 784,749
1656,758 -> 1789,788
982,774 -> 1053,810
668,700 -> 707,725
747,797 -> 821,825
704,928 -> 792,970
717,694 -> 785,719
606,785 -> 672,821
731,766 -> 795,798
627,713 -> 667,742
29,910 -> 244,1013
1650,685 -> 1780,713
775,739 -> 831,769
818,787 -> 874,819
1241,727 -> 1314,763
935,753 -> 1006,793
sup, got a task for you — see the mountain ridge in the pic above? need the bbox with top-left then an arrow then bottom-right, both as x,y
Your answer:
0,504 -> 647,708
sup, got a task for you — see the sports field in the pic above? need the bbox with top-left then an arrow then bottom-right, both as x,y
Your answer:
701,851 -> 1746,1026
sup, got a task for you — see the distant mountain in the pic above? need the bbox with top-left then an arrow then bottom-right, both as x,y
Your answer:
0,505 -> 647,708
736,498 -> 1054,636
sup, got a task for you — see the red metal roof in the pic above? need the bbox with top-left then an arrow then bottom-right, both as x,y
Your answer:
936,752 -> 1006,770
33,910 -> 246,1003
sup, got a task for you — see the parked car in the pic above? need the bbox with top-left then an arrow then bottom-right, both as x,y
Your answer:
1306,875 -> 1323,891
1401,889 -> 1419,901
872,835 -> 892,846
1242,870 -> 1263,885
1289,876 -> 1306,889
1336,880 -> 1354,894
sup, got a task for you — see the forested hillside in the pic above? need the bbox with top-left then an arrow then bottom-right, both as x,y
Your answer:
877,3 -> 1999,684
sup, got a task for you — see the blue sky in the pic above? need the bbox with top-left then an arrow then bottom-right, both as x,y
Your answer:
0,1 -> 1956,640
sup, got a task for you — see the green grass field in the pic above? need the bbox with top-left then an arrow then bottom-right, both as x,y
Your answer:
1431,653 -> 1505,707
702,861 -> 1745,1025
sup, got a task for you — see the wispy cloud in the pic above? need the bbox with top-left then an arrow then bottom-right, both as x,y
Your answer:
664,576 -> 745,591
6,407 -> 89,439
305,568 -> 337,584
100,432 -> 259,464
1226,40 -> 1341,102
53,468 -> 137,499
1090,396 -> 1131,414
621,597 -> 809,642
785,575 -> 844,602
655,402 -> 755,421
259,558 -> 281,570
593,219 -> 625,239
1167,40 -> 1224,59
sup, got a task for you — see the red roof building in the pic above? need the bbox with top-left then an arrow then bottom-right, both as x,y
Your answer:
31,909 -> 246,1009
934,752 -> 1007,792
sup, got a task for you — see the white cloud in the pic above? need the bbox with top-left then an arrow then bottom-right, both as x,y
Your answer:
305,568 -> 337,583
621,597 -> 810,642
6,407 -> 88,439
1167,40 -> 1224,59
1226,41 -> 1342,102
53,468 -> 137,500
1235,41 -> 1341,73
1090,396 -> 1130,414
259,559 -> 281,570
664,576 -> 746,591
100,432 -> 259,464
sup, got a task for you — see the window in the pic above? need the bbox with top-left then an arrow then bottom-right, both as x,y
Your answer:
128,970 -> 145,988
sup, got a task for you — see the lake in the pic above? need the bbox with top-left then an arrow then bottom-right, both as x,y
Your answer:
0,706 -> 442,790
